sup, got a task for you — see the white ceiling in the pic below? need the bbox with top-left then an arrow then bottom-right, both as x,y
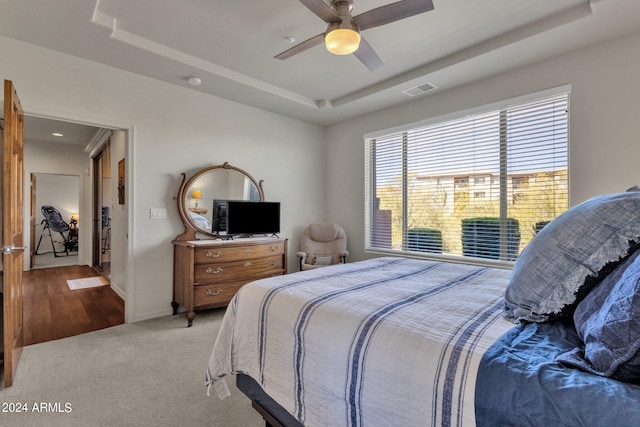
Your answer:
21,116 -> 101,146
0,112 -> 100,146
1,0 -> 640,131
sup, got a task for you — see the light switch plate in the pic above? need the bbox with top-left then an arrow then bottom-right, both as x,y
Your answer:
150,208 -> 167,219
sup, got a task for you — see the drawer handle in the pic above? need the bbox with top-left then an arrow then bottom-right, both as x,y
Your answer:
243,248 -> 254,254
244,262 -> 253,267
205,288 -> 222,297
268,260 -> 278,267
205,250 -> 223,258
205,266 -> 223,274
270,245 -> 279,252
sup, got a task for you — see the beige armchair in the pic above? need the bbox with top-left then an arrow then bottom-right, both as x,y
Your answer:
297,223 -> 349,271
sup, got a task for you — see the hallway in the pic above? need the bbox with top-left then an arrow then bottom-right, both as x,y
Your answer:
23,265 -> 124,346
32,251 -> 78,270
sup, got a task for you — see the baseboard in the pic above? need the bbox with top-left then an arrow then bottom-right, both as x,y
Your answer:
133,307 -> 174,323
110,282 -> 125,300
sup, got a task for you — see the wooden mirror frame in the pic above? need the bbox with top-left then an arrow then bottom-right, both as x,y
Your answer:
174,162 -> 265,241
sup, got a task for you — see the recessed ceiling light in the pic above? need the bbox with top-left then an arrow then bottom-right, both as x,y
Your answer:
52,132 -> 64,137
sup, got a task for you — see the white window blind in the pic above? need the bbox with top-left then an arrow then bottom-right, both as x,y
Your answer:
365,90 -> 569,264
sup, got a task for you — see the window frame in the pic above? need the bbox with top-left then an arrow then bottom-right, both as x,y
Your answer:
364,85 -> 571,267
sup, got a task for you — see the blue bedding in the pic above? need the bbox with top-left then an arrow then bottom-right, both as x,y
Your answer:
476,320 -> 640,426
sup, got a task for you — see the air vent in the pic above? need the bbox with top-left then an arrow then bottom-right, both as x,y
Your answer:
402,82 -> 437,97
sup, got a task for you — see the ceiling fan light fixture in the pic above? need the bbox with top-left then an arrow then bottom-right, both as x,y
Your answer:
325,27 -> 361,55
187,76 -> 202,87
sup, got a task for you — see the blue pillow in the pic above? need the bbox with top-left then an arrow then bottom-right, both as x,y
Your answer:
504,190 -> 640,323
557,252 -> 640,382
573,250 -> 640,337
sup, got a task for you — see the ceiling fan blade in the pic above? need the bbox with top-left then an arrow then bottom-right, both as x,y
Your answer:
274,33 -> 325,60
298,0 -> 339,23
353,38 -> 383,71
354,0 -> 434,31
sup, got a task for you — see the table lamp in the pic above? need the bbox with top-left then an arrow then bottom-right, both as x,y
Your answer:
192,189 -> 202,208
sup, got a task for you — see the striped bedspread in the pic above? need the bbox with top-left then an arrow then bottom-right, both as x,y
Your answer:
207,257 -> 514,427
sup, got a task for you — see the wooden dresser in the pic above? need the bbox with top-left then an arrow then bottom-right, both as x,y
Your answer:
172,237 -> 287,326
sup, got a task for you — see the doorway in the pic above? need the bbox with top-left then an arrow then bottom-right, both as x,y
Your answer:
32,173 -> 80,269
92,140 -> 111,278
22,119 -> 127,337
88,131 -> 125,288
3,93 -> 130,387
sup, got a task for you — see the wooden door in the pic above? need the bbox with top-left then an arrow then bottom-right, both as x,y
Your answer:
2,80 -> 25,387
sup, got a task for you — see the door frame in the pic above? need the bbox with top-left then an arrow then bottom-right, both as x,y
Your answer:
20,111 -> 135,325
29,173 -> 35,269
91,143 -> 110,275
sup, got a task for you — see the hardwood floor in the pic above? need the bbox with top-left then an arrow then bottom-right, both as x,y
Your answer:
23,265 -> 124,346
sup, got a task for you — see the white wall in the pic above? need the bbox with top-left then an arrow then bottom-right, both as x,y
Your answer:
325,31 -> 640,262
0,35 -> 326,322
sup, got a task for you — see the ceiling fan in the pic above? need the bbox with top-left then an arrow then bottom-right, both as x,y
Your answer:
275,0 -> 435,71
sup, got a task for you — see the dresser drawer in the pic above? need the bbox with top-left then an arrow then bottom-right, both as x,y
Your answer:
194,255 -> 284,284
193,280 -> 246,307
174,237 -> 288,327
194,241 -> 284,264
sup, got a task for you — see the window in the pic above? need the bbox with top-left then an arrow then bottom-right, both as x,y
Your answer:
512,176 -> 529,190
365,88 -> 569,264
455,177 -> 469,189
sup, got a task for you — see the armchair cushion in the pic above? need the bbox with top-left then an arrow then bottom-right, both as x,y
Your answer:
314,256 -> 333,266
305,254 -> 339,266
308,223 -> 343,242
298,223 -> 348,270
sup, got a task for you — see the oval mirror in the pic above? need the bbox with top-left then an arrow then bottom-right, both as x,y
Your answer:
175,162 -> 264,241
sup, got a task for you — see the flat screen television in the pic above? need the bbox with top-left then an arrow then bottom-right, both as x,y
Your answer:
224,200 -> 280,237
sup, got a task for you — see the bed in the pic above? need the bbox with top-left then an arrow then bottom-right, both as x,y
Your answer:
189,210 -> 211,230
207,190 -> 640,426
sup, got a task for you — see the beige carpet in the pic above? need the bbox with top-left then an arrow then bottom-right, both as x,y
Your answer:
0,308 -> 264,426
